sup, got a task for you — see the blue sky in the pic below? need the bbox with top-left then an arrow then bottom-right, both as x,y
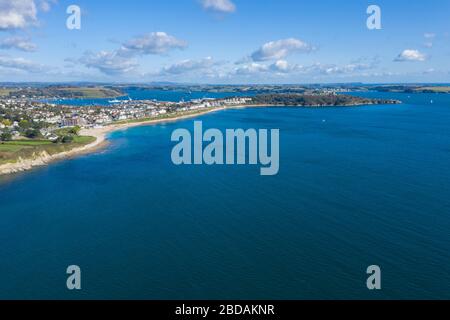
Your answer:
0,0 -> 449,83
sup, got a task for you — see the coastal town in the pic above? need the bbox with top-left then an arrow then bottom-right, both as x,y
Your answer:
0,94 -> 254,175
0,86 -> 402,175
0,96 -> 253,142
0,85 -> 403,144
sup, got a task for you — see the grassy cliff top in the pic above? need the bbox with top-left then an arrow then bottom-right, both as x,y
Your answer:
0,136 -> 95,165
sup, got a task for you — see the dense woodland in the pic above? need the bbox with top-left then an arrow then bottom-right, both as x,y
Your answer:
251,94 -> 400,106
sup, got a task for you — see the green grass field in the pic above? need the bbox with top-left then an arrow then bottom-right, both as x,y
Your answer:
0,137 -> 96,165
56,87 -> 123,98
0,88 -> 16,97
0,86 -> 122,99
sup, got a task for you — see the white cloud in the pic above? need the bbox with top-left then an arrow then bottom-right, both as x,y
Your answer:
79,51 -> 138,75
394,49 -> 427,62
269,60 -> 309,74
309,62 -> 373,75
233,60 -> 300,76
160,57 -> 219,75
0,54 -> 45,72
0,0 -> 56,30
234,62 -> 269,75
232,58 -> 376,79
0,36 -> 37,52
73,32 -> 187,76
270,60 -> 290,73
201,0 -> 236,13
0,0 -> 38,30
121,32 -> 187,56
251,38 -> 314,61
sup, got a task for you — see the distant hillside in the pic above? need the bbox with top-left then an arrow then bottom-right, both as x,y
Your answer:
373,85 -> 450,94
0,86 -> 124,99
250,94 -> 401,107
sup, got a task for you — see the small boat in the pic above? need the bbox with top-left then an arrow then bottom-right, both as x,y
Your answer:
108,99 -> 121,104
430,100 -> 434,104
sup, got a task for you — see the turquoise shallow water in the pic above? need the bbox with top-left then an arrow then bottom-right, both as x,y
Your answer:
1,92 -> 450,299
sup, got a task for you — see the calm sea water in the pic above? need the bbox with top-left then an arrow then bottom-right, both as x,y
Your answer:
1,92 -> 450,299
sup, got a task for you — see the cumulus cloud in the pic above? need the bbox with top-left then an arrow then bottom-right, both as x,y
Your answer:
201,0 -> 236,13
270,60 -> 290,73
0,54 -> 45,72
250,38 -> 314,61
79,51 -> 138,75
394,49 -> 427,62
234,62 -> 269,75
233,61 -> 307,77
72,32 -> 187,76
121,32 -> 187,56
0,36 -> 37,52
232,58 -> 376,79
307,62 -> 374,75
0,0 -> 56,30
233,60 -> 300,76
0,0 -> 38,30
159,57 -> 219,75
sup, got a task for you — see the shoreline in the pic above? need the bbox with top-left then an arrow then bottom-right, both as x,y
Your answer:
0,101 -> 401,177
0,106 -> 226,176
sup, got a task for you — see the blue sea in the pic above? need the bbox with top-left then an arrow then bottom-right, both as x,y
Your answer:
1,91 -> 450,299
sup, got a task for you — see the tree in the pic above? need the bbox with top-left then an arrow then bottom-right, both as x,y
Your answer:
0,132 -> 12,141
19,120 -> 31,129
61,135 -> 74,143
25,128 -> 41,139
68,126 -> 81,135
1,119 -> 12,127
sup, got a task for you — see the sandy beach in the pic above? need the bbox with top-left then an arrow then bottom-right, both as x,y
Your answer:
0,106 -> 227,176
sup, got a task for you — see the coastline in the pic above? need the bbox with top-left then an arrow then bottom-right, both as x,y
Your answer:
0,100 -> 401,177
0,106 -> 226,176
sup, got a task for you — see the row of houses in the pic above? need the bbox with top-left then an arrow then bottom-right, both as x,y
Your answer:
1,96 -> 255,139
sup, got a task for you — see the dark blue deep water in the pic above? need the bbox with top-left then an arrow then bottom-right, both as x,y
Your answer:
1,92 -> 449,299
